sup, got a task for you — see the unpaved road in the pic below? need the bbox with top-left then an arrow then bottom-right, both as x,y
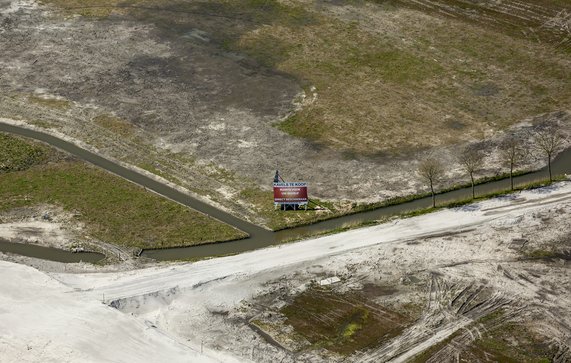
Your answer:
3,181 -> 570,363
56,182 -> 571,301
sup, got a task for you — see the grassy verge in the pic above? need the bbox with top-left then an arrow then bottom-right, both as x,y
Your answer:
383,176 -> 567,219
0,133 -> 51,172
277,176 -> 568,244
238,186 -> 350,230
339,169 -> 536,216
0,134 -> 246,249
250,167 -> 558,233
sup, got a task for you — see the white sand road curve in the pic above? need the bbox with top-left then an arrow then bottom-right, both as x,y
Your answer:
2,182 -> 570,363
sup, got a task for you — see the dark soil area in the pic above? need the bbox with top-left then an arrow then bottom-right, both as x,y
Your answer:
280,286 -> 417,355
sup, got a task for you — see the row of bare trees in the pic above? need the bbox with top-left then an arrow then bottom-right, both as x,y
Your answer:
418,127 -> 566,208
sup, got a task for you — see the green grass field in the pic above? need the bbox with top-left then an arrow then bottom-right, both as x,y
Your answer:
0,133 -> 50,172
0,133 -> 246,249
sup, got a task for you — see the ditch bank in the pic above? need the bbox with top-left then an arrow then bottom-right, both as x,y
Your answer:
1,122 -> 571,262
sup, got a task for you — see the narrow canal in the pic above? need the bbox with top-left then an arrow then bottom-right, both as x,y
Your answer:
1,122 -> 569,262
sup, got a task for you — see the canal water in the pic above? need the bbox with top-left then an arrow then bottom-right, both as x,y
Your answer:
0,238 -> 105,263
143,150 -> 571,261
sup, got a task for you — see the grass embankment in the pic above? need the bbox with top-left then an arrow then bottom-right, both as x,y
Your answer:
242,167 -> 558,232
0,133 -> 51,172
275,176 -> 568,244
0,133 -> 246,249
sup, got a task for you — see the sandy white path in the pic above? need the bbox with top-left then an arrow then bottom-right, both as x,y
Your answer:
56,182 -> 571,302
2,182 -> 570,363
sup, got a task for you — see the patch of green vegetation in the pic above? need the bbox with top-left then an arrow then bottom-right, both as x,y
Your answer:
525,249 -> 558,259
341,309 -> 368,338
476,307 -> 506,324
346,49 -> 444,84
276,110 -> 327,142
28,95 -> 71,110
0,133 -> 49,173
281,287 -> 413,355
238,32 -> 296,69
0,138 -> 246,249
93,115 -> 135,137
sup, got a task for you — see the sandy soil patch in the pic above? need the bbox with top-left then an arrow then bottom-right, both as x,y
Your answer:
36,182 -> 571,362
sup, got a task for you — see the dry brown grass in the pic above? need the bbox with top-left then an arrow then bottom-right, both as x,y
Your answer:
93,114 -> 135,137
246,2 -> 571,154
39,0 -> 571,156
28,95 -> 71,110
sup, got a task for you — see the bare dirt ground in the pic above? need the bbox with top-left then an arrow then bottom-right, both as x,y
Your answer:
35,182 -> 570,363
0,204 -> 140,266
1,0 -> 570,228
222,201 -> 571,362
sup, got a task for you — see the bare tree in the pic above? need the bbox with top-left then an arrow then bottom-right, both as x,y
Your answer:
499,136 -> 526,190
459,146 -> 485,199
535,127 -> 564,182
418,157 -> 444,208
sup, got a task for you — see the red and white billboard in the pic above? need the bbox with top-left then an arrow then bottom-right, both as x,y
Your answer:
273,182 -> 308,205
